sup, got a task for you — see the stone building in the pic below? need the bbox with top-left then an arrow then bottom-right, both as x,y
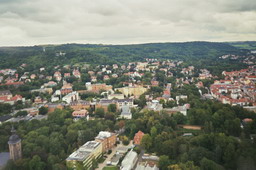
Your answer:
8,127 -> 22,161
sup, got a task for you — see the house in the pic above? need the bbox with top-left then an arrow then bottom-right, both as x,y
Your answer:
133,131 -> 145,145
0,93 -> 23,105
103,75 -> 110,81
73,69 -> 81,79
95,131 -> 117,152
34,96 -> 44,104
61,83 -> 73,95
64,73 -> 71,78
112,74 -> 118,78
30,74 -> 36,80
0,90 -> 12,97
44,81 -> 57,87
53,71 -> 62,81
91,76 -> 97,82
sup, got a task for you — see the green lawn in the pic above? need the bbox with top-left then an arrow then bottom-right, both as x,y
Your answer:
103,166 -> 118,170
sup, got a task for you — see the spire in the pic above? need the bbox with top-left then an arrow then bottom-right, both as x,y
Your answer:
8,126 -> 21,144
11,126 -> 16,134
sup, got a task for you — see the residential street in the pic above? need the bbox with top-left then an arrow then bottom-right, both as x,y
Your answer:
96,141 -> 133,170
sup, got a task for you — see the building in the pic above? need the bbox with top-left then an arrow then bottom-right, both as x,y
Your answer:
163,106 -> 188,116
95,131 -> 117,152
72,110 -> 89,118
8,127 -> 22,161
134,131 -> 145,145
146,100 -> 163,112
73,69 -> 81,79
108,93 -> 125,100
136,154 -> 159,170
121,150 -> 138,170
86,83 -> 112,93
62,91 -> 79,104
45,103 -> 64,113
120,102 -> 132,119
66,141 -> 102,169
61,83 -> 73,95
70,100 -> 91,111
115,85 -> 148,98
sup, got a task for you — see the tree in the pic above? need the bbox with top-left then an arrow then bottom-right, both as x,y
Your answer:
200,157 -> 224,170
150,126 -> 157,139
39,106 -> 48,115
107,104 -> 117,113
95,108 -> 105,118
29,155 -> 46,170
158,155 -> 170,170
15,111 -> 28,117
141,134 -> 152,151
223,143 -> 236,169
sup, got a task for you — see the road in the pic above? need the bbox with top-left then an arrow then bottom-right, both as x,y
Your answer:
96,140 -> 133,170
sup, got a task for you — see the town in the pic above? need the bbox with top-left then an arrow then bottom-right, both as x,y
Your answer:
0,51 -> 255,170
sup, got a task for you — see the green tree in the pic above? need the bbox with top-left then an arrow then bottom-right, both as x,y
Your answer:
107,104 -> 117,113
39,106 -> 48,115
158,155 -> 170,170
141,134 -> 152,151
15,111 -> 28,117
29,155 -> 46,170
200,157 -> 224,170
95,108 -> 105,118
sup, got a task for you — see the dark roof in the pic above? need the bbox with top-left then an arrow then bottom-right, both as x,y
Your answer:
0,90 -> 12,96
0,152 -> 10,168
0,115 -> 12,122
8,127 -> 21,144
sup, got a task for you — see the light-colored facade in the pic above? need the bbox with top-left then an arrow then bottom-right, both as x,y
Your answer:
115,86 -> 148,98
121,150 -> 138,170
66,141 -> 102,169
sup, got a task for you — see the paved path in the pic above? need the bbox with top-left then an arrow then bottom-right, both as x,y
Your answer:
96,141 -> 133,170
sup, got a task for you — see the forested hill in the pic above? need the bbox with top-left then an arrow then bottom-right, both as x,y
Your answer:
0,41 -> 249,70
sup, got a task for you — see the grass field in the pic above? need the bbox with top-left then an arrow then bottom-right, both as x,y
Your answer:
103,166 -> 118,170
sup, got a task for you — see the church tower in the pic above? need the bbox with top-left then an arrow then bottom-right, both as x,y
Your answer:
8,127 -> 22,161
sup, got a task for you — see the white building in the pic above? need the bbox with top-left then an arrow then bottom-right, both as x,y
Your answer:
62,91 -> 79,104
121,150 -> 138,170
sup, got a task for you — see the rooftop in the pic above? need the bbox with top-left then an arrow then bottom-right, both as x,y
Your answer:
66,141 -> 101,161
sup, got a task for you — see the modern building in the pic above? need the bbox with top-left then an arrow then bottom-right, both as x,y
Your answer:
8,127 -> 22,161
66,141 -> 102,169
62,91 -> 79,104
121,150 -> 138,170
95,131 -> 117,152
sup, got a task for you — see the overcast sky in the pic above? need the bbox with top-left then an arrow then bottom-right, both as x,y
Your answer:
0,0 -> 256,46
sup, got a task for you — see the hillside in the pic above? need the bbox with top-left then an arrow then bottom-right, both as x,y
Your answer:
0,42 -> 249,73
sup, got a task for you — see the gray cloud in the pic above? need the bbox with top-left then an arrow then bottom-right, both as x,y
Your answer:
0,0 -> 255,46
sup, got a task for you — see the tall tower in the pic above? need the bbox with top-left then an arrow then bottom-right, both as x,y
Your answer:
8,127 -> 22,161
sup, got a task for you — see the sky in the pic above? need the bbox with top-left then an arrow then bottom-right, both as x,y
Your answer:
0,0 -> 256,46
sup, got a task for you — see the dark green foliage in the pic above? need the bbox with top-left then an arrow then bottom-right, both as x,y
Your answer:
39,107 -> 48,115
